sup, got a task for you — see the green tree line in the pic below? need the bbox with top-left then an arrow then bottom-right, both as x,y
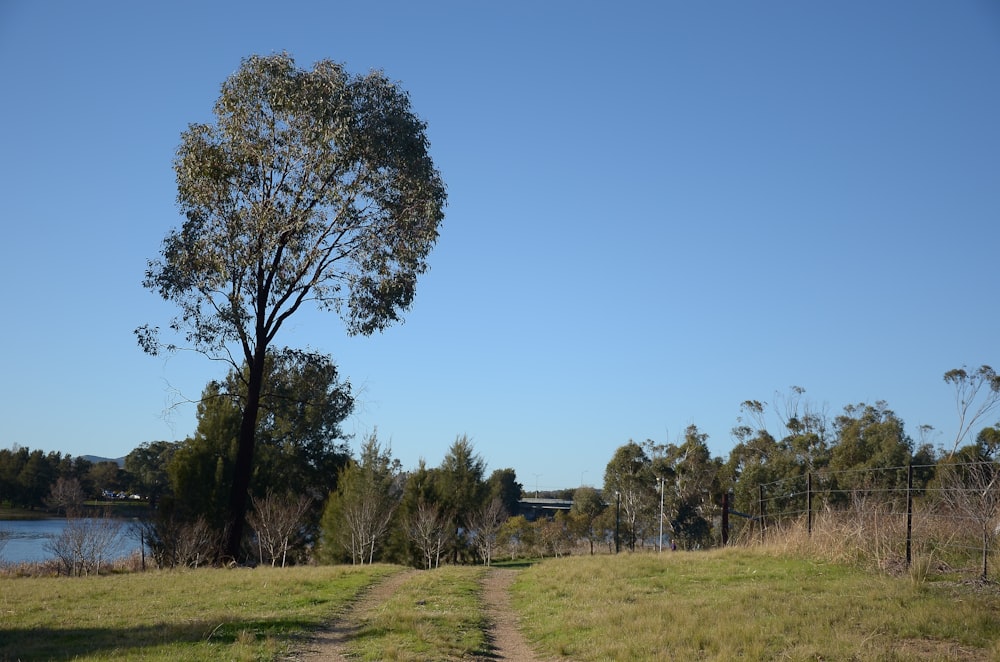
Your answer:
6,369 -> 999,569
0,447 -> 128,512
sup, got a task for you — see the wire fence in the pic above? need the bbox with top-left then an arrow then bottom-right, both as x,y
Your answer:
728,462 -> 1000,581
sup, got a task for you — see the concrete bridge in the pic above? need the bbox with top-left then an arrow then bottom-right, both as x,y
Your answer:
516,497 -> 573,521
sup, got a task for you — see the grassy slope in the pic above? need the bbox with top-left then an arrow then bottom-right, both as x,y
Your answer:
511,549 -> 1000,661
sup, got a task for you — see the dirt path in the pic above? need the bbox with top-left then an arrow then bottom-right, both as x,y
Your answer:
290,568 -> 417,661
288,567 -> 543,661
475,567 -> 543,662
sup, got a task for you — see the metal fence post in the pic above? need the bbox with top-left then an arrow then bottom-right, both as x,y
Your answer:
722,492 -> 729,547
906,464 -> 913,567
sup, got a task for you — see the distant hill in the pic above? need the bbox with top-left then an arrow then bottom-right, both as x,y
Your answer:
81,455 -> 126,467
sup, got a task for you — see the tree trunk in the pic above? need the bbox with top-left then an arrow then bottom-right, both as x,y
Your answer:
224,346 -> 267,562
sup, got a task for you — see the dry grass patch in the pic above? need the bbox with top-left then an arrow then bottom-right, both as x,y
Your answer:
511,549 -> 1000,661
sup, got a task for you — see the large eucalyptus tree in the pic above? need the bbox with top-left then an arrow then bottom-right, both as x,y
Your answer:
137,53 -> 446,560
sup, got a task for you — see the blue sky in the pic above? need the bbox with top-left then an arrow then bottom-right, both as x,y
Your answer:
1,1 -> 998,492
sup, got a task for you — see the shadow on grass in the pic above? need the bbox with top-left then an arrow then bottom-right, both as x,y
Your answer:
491,558 -> 539,569
0,615 -> 314,660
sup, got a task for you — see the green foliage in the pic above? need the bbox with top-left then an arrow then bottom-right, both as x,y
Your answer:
486,468 -> 522,516
158,350 -> 352,560
88,461 -> 124,495
165,382 -> 241,531
387,460 -> 441,567
245,348 -> 354,497
320,431 -> 402,564
436,435 -> 487,562
602,430 -> 724,551
569,486 -> 607,554
0,447 -> 101,510
124,441 -> 178,507
722,391 -> 831,529
830,401 -> 912,473
317,489 -> 348,564
660,425 -> 723,549
602,440 -> 654,551
16,448 -> 56,508
497,515 -> 535,560
927,441 -> 1000,579
140,53 -> 446,356
827,401 -> 912,501
373,444 -> 517,568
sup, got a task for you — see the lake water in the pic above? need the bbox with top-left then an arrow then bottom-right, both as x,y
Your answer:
0,519 -> 143,565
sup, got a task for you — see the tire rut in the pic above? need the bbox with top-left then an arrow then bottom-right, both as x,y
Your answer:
475,567 -> 544,662
289,568 -> 417,661
288,566 -> 545,661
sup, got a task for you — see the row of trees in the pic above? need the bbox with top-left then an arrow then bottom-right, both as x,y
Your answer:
599,374 -> 1000,553
5,386 -> 999,570
60,347 -> 521,568
0,447 -> 128,513
319,433 -> 521,568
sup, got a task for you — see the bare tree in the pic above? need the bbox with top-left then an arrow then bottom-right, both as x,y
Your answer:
45,515 -> 123,576
406,501 -> 448,569
944,365 -> 1000,457
45,477 -> 86,517
466,496 -> 507,566
936,460 -> 1000,580
140,516 -> 222,568
333,432 -> 401,565
246,490 -> 313,567
339,489 -> 398,565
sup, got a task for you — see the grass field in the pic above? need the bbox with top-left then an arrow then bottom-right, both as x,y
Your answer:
0,564 -> 399,661
512,549 -> 1000,661
2,549 -> 999,661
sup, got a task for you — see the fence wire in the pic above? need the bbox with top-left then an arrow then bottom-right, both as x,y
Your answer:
735,462 -> 1000,580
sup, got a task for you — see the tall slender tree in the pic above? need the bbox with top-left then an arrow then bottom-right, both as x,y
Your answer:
603,440 -> 654,551
137,53 -> 446,559
437,435 -> 487,561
